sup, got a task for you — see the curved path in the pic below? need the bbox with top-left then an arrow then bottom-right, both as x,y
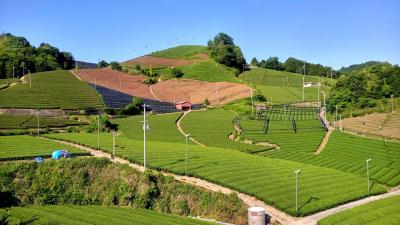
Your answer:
175,111 -> 206,147
148,85 -> 164,102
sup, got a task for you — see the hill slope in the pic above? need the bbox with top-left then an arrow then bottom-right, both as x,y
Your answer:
0,70 -> 104,109
150,45 -> 208,59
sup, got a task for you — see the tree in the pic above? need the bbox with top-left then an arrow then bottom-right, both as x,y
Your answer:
207,33 -> 246,72
171,68 -> 184,78
97,60 -> 108,68
110,61 -> 122,71
250,57 -> 259,66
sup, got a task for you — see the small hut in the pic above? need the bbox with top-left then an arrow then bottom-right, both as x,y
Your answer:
175,101 -> 192,111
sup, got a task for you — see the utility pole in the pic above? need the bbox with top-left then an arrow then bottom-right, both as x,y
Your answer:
185,133 -> 190,175
97,115 -> 100,150
317,82 -> 320,108
37,109 -> 40,136
112,130 -> 116,161
250,88 -> 254,115
391,94 -> 394,113
295,169 -> 301,214
366,159 -> 371,194
142,104 -> 150,170
335,105 -> 338,129
28,69 -> 31,87
302,62 -> 305,102
12,66 -> 14,79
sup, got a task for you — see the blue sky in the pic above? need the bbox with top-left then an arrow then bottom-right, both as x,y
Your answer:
0,0 -> 399,69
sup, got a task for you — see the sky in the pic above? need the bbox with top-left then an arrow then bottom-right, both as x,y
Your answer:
0,0 -> 399,69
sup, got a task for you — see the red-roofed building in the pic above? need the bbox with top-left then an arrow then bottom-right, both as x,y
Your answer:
175,101 -> 192,111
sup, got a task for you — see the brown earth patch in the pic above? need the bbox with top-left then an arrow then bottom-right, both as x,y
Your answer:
74,68 -> 156,100
150,79 -> 252,105
341,113 -> 400,139
124,53 -> 208,68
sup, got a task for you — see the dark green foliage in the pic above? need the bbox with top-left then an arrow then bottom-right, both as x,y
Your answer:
171,68 -> 184,78
204,98 -> 210,106
0,33 -> 75,78
259,56 -> 285,71
328,62 -> 400,113
85,115 -> 116,132
0,158 -> 247,224
339,61 -> 384,74
250,57 -> 259,66
120,97 -> 143,115
109,61 -> 122,71
97,60 -> 108,68
207,33 -> 246,72
143,77 -> 157,84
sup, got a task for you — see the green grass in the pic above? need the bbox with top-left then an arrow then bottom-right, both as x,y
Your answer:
0,70 -> 104,109
181,109 -> 270,153
265,132 -> 400,186
181,61 -> 240,82
113,113 -> 185,143
262,105 -> 320,120
241,68 -> 333,103
45,132 -> 386,216
318,195 -> 400,225
0,114 -> 85,129
1,205 -> 212,225
0,135 -> 86,160
150,45 -> 208,59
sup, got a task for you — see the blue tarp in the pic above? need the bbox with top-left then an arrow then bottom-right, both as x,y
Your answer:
52,150 -> 70,160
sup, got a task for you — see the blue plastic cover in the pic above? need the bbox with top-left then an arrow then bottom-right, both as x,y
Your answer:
52,150 -> 64,160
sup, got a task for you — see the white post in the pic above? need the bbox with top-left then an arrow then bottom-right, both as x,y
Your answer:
317,83 -> 320,108
112,130 -> 116,161
37,109 -> 40,135
391,94 -> 394,113
185,133 -> 190,174
366,159 -> 371,194
339,115 -> 342,131
28,70 -> 31,87
250,88 -> 254,115
295,169 -> 301,213
302,62 -> 305,101
97,115 -> 100,150
335,105 -> 338,128
143,104 -> 147,169
12,66 -> 15,79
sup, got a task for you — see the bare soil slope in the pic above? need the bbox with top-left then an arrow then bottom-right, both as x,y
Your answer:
341,113 -> 400,139
151,79 -> 251,105
74,69 -> 156,100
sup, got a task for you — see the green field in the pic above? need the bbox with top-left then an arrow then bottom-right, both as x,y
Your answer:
1,205 -> 212,225
44,131 -> 386,216
113,113 -> 184,143
0,114 -> 86,129
150,45 -> 208,59
0,70 -> 104,109
241,68 -> 333,103
265,132 -> 400,186
181,109 -> 270,153
318,195 -> 400,225
181,61 -> 240,82
0,135 -> 86,160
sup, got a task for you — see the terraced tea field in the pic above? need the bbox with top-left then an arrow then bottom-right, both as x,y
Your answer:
0,135 -> 86,160
266,132 -> 400,186
180,109 -> 269,153
0,114 -> 85,129
151,45 -> 208,59
1,205 -> 211,225
318,195 -> 400,225
262,105 -> 320,120
113,113 -> 184,143
181,61 -> 240,82
0,70 -> 104,109
45,132 -> 386,216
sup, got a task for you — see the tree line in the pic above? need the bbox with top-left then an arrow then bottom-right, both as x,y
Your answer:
250,56 -> 338,78
327,62 -> 400,113
0,33 -> 75,78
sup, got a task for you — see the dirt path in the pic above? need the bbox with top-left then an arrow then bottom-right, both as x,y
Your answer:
292,189 -> 400,225
314,130 -> 332,155
70,70 -> 83,81
175,110 -> 206,147
42,136 -> 296,225
148,85 -> 164,102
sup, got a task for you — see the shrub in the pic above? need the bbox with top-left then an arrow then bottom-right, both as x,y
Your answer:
109,61 -> 122,71
171,68 -> 184,78
143,77 -> 157,85
120,97 -> 143,115
204,98 -> 210,106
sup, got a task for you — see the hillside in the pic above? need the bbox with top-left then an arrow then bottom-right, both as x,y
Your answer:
150,45 -> 208,59
241,67 -> 334,103
0,70 -> 104,109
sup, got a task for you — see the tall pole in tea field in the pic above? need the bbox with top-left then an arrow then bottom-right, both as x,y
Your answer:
112,130 -> 116,161
302,62 -> 305,102
28,69 -> 31,87
366,159 -> 371,194
185,133 -> 190,175
295,169 -> 301,214
37,109 -> 40,135
142,104 -> 150,169
97,116 -> 100,150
